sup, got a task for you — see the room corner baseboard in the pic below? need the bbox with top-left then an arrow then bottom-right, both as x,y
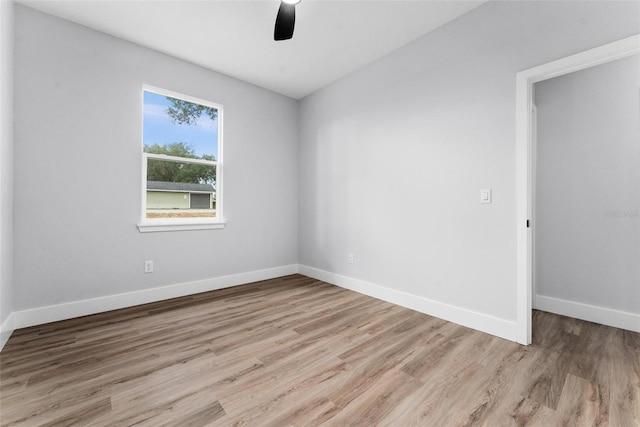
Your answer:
2,263 -> 524,351
0,313 -> 14,351
298,265 -> 517,342
534,295 -> 640,333
8,264 -> 299,333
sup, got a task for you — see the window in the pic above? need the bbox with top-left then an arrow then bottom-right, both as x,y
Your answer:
137,86 -> 223,232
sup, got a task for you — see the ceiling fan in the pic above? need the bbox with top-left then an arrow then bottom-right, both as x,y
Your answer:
274,0 -> 301,41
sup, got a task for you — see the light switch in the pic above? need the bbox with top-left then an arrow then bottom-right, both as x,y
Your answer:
480,189 -> 492,204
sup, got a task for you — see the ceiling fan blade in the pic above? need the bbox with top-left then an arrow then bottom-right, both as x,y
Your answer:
274,2 -> 296,41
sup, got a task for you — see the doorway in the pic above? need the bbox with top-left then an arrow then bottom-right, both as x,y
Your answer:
533,55 -> 640,335
515,34 -> 640,345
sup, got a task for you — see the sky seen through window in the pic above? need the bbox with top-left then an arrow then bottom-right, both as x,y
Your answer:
143,91 -> 218,158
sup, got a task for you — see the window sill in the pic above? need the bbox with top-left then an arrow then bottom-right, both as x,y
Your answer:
137,219 -> 226,233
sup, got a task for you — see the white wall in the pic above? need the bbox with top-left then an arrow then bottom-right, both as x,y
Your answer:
0,0 -> 15,349
298,1 -> 640,340
12,6 -> 298,317
5,2 -> 640,348
534,55 -> 640,321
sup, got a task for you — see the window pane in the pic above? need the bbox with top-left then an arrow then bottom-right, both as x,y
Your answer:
146,158 -> 216,219
143,91 -> 218,159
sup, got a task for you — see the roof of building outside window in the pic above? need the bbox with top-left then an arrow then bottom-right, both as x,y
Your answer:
147,181 -> 215,193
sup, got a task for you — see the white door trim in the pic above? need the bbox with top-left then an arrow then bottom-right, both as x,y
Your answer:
515,34 -> 640,345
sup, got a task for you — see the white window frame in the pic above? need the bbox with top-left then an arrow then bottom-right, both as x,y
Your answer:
137,85 -> 224,233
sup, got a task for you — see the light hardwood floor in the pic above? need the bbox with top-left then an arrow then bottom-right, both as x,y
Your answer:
1,274 -> 638,426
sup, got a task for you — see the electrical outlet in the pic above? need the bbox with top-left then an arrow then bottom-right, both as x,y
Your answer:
144,260 -> 154,273
348,253 -> 354,264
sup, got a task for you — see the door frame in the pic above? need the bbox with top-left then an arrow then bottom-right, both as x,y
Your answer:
515,34 -> 640,345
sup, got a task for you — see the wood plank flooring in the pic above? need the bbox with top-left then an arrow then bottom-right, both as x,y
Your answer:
1,274 -> 638,426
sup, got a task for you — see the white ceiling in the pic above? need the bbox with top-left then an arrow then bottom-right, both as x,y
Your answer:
17,0 -> 486,99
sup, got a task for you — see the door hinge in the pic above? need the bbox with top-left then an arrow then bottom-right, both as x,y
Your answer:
527,219 -> 530,228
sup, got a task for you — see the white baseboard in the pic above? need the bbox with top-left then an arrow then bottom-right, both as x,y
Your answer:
8,264 -> 299,333
535,295 -> 640,333
1,263 -> 522,352
0,313 -> 14,351
299,265 -> 517,342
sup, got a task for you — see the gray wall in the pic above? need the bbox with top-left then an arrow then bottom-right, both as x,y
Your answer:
298,1 -> 640,323
0,0 -> 14,344
13,5 -> 298,311
6,1 -> 640,336
535,55 -> 640,314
